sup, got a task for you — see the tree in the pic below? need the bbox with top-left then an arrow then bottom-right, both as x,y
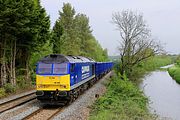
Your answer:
74,14 -> 92,56
52,21 -> 63,53
0,0 -> 50,86
112,10 -> 162,76
0,0 -> 31,86
52,3 -> 80,55
52,3 -> 108,61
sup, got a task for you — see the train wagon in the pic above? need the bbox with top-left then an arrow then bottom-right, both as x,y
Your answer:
95,62 -> 113,79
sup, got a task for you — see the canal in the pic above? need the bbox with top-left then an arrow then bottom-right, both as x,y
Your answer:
140,65 -> 180,120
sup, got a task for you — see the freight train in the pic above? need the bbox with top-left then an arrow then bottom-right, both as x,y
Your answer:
35,54 -> 113,105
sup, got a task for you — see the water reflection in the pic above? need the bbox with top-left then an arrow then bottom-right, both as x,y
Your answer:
140,71 -> 180,120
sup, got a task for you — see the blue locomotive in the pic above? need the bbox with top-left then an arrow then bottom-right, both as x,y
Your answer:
36,54 -> 113,104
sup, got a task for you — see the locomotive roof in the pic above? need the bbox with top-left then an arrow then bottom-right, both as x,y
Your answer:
38,54 -> 95,63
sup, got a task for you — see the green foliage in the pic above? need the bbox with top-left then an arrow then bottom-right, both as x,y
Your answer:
129,55 -> 173,82
15,0 -> 51,66
168,66 -> 180,83
52,21 -> 63,53
4,83 -> 16,93
16,75 -> 26,88
90,55 -> 172,119
16,75 -> 32,89
29,40 -> 53,82
0,0 -> 50,88
175,55 -> 180,66
52,3 -> 108,61
0,1 -> 108,94
114,55 -> 172,82
51,3 -> 80,55
139,55 -> 173,71
0,88 -> 6,98
89,75 -> 155,120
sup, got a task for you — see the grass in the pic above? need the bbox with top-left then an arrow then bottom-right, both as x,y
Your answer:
89,75 -> 156,120
0,88 -> 6,98
138,55 -> 172,71
129,55 -> 173,83
89,55 -> 173,120
168,65 -> 180,83
0,82 -> 34,99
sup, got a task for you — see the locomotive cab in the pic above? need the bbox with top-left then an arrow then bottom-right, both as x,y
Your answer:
36,62 -> 70,91
36,55 -> 72,104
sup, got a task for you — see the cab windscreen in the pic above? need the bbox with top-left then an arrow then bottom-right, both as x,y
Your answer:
53,63 -> 68,74
37,63 -> 68,74
38,63 -> 52,74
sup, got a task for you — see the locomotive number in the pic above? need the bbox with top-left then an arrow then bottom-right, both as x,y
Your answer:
54,82 -> 60,84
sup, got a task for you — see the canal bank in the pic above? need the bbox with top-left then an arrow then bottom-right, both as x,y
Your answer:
140,69 -> 180,120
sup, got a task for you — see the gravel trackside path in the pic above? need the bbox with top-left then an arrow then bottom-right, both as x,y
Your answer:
0,99 -> 40,120
53,71 -> 112,120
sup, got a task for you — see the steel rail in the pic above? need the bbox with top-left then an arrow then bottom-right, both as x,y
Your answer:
0,92 -> 36,113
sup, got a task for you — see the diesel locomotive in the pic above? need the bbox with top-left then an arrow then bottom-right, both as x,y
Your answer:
36,54 -> 113,104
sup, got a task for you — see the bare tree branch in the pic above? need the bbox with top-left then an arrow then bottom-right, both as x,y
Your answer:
112,10 -> 162,76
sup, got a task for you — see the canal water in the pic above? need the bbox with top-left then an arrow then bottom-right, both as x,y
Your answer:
140,66 -> 180,120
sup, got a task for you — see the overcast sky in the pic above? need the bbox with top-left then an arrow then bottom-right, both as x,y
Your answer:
41,0 -> 180,56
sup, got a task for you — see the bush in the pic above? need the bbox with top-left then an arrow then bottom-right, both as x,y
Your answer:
172,68 -> 180,83
0,88 -> 6,98
16,74 -> 34,90
16,75 -> 27,89
128,55 -> 173,82
175,56 -> 180,66
31,71 -> 36,85
176,60 -> 180,67
89,75 -> 155,120
4,83 -> 16,93
168,66 -> 180,84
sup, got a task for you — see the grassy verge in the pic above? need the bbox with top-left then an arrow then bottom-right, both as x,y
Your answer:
141,55 -> 173,71
128,55 -> 173,82
0,83 -> 34,98
89,74 -> 156,120
168,65 -> 180,83
89,55 -> 173,120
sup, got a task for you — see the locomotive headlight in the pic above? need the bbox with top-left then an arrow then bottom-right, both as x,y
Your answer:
60,84 -> 67,88
37,85 -> 43,88
37,85 -> 47,88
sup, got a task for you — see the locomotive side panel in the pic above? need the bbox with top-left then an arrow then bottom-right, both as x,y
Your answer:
70,62 -> 95,90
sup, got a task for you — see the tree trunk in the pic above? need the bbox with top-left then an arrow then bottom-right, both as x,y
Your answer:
0,35 -> 2,86
10,40 -> 13,85
8,38 -> 17,86
25,54 -> 30,84
1,37 -> 7,86
12,40 -> 16,86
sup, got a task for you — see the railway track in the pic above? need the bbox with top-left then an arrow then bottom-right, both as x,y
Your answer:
0,91 -> 36,114
21,72 -> 112,120
22,106 -> 64,120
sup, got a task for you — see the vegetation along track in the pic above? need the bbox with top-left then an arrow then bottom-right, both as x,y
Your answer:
0,92 -> 36,113
22,106 -> 64,120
